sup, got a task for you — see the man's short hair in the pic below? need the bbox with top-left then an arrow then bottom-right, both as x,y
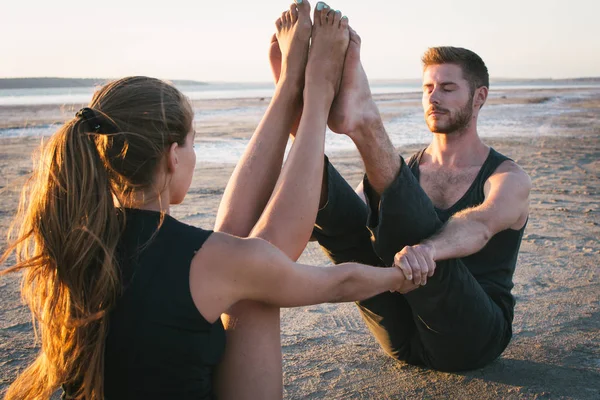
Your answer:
422,47 -> 489,93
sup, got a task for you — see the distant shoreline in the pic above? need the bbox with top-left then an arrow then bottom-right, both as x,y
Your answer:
0,77 -> 208,90
1,77 -> 599,90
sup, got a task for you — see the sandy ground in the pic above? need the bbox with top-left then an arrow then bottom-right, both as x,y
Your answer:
1,89 -> 599,399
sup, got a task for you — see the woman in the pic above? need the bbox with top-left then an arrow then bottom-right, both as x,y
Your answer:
1,3 -> 409,399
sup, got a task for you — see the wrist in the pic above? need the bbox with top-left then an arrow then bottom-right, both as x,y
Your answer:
421,240 -> 437,261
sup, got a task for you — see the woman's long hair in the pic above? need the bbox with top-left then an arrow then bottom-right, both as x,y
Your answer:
1,76 -> 193,399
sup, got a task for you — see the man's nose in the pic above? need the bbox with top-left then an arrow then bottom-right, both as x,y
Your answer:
428,87 -> 441,105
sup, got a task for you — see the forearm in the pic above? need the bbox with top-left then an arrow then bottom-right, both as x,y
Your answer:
214,81 -> 302,236
330,262 -> 404,303
424,209 -> 492,261
251,88 -> 333,260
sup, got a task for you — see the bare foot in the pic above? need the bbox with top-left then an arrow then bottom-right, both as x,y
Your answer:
269,33 -> 282,85
269,33 -> 303,135
268,34 -> 282,83
327,27 -> 380,136
305,3 -> 350,97
271,0 -> 312,89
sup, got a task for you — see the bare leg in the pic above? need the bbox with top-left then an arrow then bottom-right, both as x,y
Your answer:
215,2 -> 313,399
269,34 -> 303,135
252,3 -> 349,258
328,28 -> 400,195
216,2 -> 350,399
214,2 -> 311,236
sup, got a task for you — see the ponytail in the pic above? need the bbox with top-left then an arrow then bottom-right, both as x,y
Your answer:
1,75 -> 194,399
1,116 -> 123,399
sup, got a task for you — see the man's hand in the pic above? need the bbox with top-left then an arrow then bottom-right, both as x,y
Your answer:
393,243 -> 436,286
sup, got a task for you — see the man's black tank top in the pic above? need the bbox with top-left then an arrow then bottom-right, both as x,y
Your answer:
103,208 -> 224,399
407,148 -> 526,324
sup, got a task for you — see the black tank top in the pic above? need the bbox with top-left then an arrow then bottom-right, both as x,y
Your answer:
103,208 -> 224,399
407,148 -> 526,324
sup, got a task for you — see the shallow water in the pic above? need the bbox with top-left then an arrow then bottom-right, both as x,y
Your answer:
2,85 -> 598,165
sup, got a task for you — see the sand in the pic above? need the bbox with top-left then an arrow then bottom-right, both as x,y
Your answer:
1,88 -> 599,399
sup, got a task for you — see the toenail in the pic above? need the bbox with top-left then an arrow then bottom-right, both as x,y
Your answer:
316,2 -> 324,10
295,0 -> 302,3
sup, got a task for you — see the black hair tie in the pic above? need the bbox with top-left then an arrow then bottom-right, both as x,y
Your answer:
75,107 -> 118,134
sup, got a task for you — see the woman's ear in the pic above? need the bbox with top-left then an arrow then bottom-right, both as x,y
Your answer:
166,142 -> 179,173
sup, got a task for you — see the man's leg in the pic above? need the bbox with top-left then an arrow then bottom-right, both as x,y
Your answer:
312,158 -> 382,267
315,28 -> 426,360
312,155 -> 425,362
363,158 -> 511,371
403,259 -> 510,371
324,23 -> 510,370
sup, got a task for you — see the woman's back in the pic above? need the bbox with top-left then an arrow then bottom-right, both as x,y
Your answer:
103,209 -> 223,399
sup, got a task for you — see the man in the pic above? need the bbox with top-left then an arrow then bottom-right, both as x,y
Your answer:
313,40 -> 531,371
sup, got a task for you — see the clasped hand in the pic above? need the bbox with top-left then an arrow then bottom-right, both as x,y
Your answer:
393,242 -> 436,289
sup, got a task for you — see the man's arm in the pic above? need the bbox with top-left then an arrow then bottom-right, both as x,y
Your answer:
424,161 -> 531,261
393,161 -> 530,285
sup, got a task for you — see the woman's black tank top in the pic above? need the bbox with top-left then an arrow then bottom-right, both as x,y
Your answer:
103,208 -> 224,399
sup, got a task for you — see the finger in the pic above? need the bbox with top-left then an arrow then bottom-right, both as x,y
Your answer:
404,251 -> 422,285
398,258 -> 413,281
414,251 -> 430,285
394,253 -> 413,281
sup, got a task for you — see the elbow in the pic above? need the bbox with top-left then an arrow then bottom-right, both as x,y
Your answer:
328,278 -> 346,304
479,223 -> 493,248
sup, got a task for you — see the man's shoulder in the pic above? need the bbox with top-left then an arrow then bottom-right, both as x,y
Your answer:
485,158 -> 532,200
405,148 -> 427,167
486,147 -> 529,179
489,157 -> 529,181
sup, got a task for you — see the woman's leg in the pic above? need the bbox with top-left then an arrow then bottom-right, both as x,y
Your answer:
215,2 -> 351,399
214,2 -> 313,399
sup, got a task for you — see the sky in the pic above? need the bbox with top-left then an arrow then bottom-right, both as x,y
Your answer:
1,0 -> 599,82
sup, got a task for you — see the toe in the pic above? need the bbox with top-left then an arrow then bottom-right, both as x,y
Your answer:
275,17 -> 283,31
349,26 -> 361,46
295,0 -> 311,16
340,15 -> 349,29
289,3 -> 298,23
281,11 -> 289,26
314,2 -> 329,26
332,10 -> 342,26
325,9 -> 334,26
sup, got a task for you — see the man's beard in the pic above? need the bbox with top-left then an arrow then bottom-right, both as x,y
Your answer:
426,96 -> 474,134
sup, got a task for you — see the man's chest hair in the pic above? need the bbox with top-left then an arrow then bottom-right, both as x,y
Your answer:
419,165 -> 482,209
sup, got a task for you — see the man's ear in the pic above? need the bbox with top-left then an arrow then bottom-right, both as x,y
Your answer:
474,86 -> 488,109
166,142 -> 179,173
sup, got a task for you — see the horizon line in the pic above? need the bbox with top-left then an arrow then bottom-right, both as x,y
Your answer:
1,76 -> 600,84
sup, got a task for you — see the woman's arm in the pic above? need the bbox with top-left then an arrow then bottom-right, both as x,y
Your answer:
190,232 -> 406,323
